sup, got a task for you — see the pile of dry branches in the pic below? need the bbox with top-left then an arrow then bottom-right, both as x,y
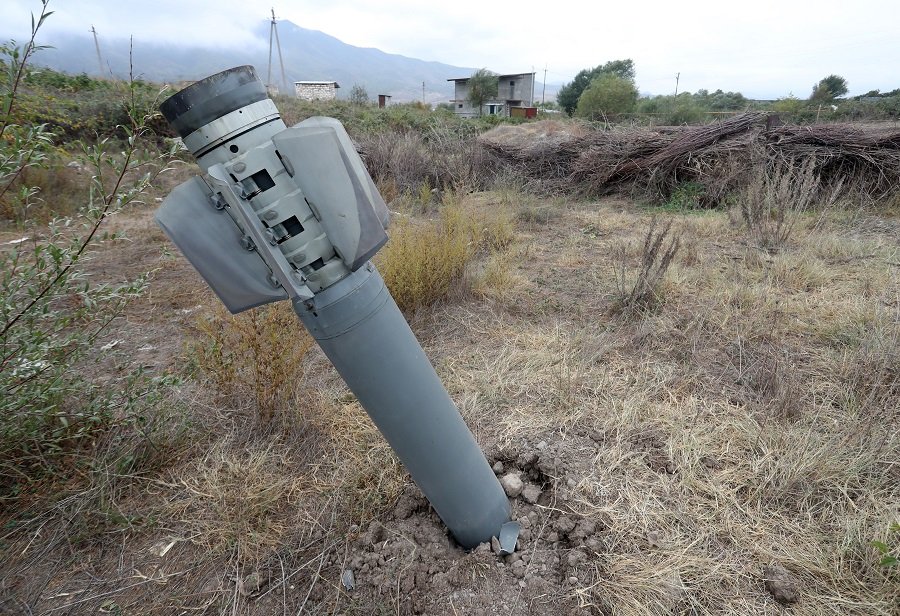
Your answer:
478,114 -> 900,204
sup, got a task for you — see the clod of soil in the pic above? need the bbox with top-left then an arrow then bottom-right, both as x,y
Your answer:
763,564 -> 801,604
499,472 -> 524,497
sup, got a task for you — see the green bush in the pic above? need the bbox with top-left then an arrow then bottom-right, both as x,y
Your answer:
665,99 -> 703,125
575,73 -> 638,119
1,12 -> 178,495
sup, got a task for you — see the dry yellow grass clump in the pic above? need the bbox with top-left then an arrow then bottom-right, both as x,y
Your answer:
376,192 -> 515,312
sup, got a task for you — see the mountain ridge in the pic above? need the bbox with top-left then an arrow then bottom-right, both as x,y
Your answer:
4,19 -> 558,104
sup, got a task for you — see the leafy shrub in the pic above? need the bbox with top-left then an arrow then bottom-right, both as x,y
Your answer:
575,73 -> 638,119
1,9 -> 177,494
664,181 -> 706,210
665,99 -> 703,125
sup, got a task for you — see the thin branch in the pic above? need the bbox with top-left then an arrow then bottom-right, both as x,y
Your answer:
0,1 -> 53,141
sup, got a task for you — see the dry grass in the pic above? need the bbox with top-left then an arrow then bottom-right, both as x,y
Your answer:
427,195 -> 899,614
168,441 -> 305,560
377,193 -> 516,312
5,184 -> 898,614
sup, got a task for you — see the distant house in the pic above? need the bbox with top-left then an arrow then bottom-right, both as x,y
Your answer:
294,80 -> 340,101
448,72 -> 536,118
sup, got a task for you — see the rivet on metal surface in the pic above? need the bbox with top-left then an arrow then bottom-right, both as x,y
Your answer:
239,235 -> 255,251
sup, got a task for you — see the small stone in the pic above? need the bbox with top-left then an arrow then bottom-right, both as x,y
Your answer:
764,564 -> 800,604
518,580 -> 527,588
568,576 -> 579,584
491,536 -> 502,554
536,440 -> 548,450
566,478 -> 577,488
521,483 -> 542,504
475,541 -> 491,553
341,569 -> 355,591
546,531 -> 559,543
499,472 -> 524,498
492,461 -> 505,474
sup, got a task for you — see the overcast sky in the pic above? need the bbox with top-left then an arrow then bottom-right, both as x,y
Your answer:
3,0 -> 898,98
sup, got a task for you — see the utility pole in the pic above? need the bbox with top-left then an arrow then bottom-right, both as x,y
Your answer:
268,8 -> 288,95
541,65 -> 548,105
675,72 -> 680,96
90,25 -> 103,75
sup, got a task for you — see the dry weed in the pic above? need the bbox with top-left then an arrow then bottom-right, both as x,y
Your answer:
189,302 -> 314,422
611,217 -> 681,316
739,157 -> 840,252
377,194 -> 516,312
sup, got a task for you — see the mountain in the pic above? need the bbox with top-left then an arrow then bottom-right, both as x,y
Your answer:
9,20 -> 556,104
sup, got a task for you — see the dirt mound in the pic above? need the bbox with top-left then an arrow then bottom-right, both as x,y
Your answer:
314,434 -> 610,615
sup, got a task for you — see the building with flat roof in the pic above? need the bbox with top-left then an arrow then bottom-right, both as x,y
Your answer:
295,80 -> 340,101
448,72 -> 536,118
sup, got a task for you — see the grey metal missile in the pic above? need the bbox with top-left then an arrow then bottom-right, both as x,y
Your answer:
156,66 -> 518,550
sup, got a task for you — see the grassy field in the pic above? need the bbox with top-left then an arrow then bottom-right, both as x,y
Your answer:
1,174 -> 897,613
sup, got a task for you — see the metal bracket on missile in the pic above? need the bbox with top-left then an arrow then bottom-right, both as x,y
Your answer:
155,175 -> 290,313
206,164 -> 314,302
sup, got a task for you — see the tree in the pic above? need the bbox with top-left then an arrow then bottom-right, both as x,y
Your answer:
557,59 -> 635,115
575,74 -> 638,119
772,93 -> 802,114
810,74 -> 848,102
349,83 -> 369,105
467,68 -> 498,117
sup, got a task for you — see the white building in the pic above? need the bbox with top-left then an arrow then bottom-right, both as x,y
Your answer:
294,81 -> 340,101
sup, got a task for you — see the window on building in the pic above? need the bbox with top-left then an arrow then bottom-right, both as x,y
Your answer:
458,104 -> 463,108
